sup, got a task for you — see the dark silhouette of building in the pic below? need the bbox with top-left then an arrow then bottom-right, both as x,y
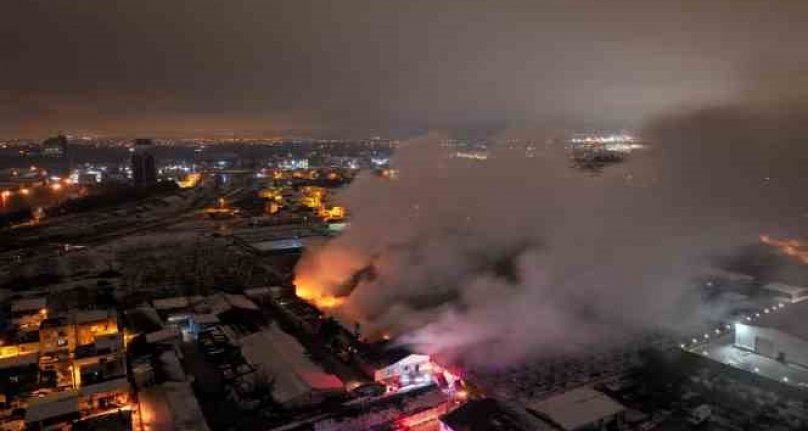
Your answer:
131,139 -> 157,188
42,135 -> 68,158
41,134 -> 72,176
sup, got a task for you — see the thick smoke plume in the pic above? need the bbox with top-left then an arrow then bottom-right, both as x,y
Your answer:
295,104 -> 808,368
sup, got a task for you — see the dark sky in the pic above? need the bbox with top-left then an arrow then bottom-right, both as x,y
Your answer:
2,0 -> 806,137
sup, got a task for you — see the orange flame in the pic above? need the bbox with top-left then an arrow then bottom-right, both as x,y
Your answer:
294,277 -> 346,309
760,234 -> 808,264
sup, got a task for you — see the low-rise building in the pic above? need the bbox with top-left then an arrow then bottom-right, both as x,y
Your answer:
139,382 -> 210,431
9,297 -> 47,331
527,387 -> 626,431
439,398 -> 555,431
239,325 -> 343,407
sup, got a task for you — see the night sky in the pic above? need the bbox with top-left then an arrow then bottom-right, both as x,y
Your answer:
2,0 -> 807,137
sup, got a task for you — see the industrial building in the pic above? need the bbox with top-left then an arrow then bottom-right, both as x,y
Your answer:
735,300 -> 808,368
239,324 -> 343,407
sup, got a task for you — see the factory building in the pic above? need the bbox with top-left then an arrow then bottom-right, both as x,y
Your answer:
735,300 -> 808,368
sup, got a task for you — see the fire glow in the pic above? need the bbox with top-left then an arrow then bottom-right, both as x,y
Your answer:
760,235 -> 808,264
294,277 -> 346,309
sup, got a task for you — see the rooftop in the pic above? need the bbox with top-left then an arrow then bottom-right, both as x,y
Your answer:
144,327 -> 181,344
152,297 -> 190,311
25,390 -> 80,423
0,352 -> 37,369
250,238 -> 303,252
139,382 -> 210,431
440,398 -> 555,431
762,282 -> 808,299
80,377 -> 129,397
10,297 -> 46,313
527,387 -> 625,431
74,309 -> 115,324
240,325 -> 343,404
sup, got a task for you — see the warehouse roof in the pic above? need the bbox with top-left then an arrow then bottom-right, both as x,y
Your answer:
240,325 -> 342,404
139,382 -> 210,431
440,398 -> 555,431
80,377 -> 129,396
762,283 -> 808,301
25,391 -> 80,423
528,388 -> 625,431
153,297 -> 190,311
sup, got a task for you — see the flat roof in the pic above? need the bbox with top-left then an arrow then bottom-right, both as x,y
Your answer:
762,282 -> 808,297
250,238 -> 303,252
11,297 -> 46,313
200,294 -> 231,315
139,382 -> 210,431
25,391 -> 80,423
240,325 -> 342,404
244,287 -> 272,298
191,313 -> 220,325
0,352 -> 38,369
224,293 -> 259,311
145,327 -> 181,344
75,309 -> 115,324
528,388 -> 625,431
705,268 -> 755,282
80,377 -> 129,396
441,398 -> 555,431
152,297 -> 190,311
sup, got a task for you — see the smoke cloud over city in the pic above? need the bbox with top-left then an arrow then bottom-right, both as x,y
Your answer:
295,103 -> 808,368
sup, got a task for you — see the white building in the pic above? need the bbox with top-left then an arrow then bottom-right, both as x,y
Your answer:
527,387 -> 626,431
735,301 -> 808,367
369,350 -> 433,387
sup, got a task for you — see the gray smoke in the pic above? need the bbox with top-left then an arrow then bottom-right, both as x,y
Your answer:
295,103 -> 808,368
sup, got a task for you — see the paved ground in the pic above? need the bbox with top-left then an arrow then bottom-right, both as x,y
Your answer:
699,341 -> 808,388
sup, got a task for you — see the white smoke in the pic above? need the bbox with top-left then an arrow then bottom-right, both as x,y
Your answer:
295,104 -> 808,368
